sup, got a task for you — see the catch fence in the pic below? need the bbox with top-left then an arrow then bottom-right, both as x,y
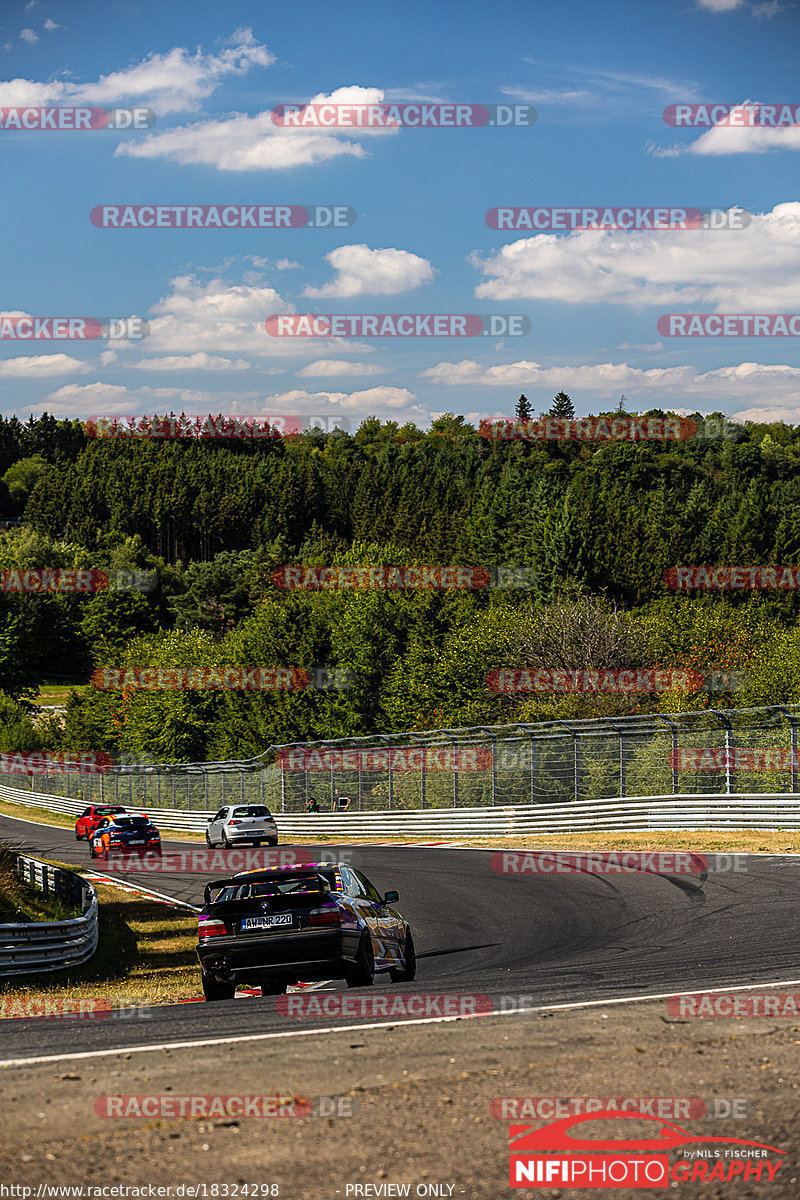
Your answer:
9,703 -> 800,814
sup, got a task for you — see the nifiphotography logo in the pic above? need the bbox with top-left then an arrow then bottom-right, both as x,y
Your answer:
508,1111 -> 784,1188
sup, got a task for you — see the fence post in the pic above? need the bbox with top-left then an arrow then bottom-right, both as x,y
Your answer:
280,765 -> 286,814
410,733 -> 426,810
776,707 -> 799,794
477,728 -> 498,805
559,722 -> 580,802
657,715 -> 679,795
606,719 -> 626,798
711,710 -> 734,795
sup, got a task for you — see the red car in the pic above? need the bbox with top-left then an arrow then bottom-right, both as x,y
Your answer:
75,805 -> 127,840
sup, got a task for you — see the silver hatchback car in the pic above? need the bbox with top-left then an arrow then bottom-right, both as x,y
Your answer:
206,804 -> 279,848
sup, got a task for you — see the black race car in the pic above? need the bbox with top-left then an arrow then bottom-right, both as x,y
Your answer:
196,861 -> 415,1001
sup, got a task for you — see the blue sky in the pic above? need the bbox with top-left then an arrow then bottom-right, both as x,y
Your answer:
1,0 -> 799,429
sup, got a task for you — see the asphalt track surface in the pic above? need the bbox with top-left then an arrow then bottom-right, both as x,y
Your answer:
2,811 -> 800,1064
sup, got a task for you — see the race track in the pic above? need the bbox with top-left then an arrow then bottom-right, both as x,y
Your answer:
2,811 -> 799,1064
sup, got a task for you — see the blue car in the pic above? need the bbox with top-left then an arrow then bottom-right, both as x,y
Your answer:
89,813 -> 162,858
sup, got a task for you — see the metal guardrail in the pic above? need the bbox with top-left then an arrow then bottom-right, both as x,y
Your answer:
1,782 -> 798,835
0,855 -> 99,977
8,703 -> 800,814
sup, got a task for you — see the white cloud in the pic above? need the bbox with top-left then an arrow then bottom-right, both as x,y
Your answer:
689,108 -> 800,155
501,86 -> 591,105
100,350 -> 118,366
0,28 -> 272,114
0,354 -> 88,377
275,259 -> 301,271
28,381 -> 419,424
296,360 -> 382,378
696,0 -> 744,9
116,84 -> 393,171
144,273 -> 289,356
470,203 -> 800,310
696,0 -> 783,11
33,381 -> 260,417
303,244 -> 435,298
19,28 -> 38,44
267,385 -> 416,411
126,353 -> 250,372
420,357 -> 800,413
43,19 -> 63,31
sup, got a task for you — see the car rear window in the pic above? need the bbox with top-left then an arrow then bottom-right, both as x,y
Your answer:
211,871 -> 335,903
114,816 -> 151,828
230,806 -> 271,818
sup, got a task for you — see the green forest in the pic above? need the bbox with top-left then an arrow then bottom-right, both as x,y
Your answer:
1,401 -> 800,763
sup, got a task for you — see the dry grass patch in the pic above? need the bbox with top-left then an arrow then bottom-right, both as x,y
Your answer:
0,879 -> 201,1009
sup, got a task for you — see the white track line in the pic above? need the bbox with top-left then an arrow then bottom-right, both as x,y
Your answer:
3,976 -> 800,1070
85,872 -> 200,912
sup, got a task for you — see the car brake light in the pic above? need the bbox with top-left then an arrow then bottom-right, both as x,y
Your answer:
199,919 -> 227,938
228,820 -> 241,825
308,907 -> 341,927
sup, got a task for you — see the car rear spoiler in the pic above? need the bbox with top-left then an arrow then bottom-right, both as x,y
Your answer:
203,870 -> 332,907
204,878 -> 237,906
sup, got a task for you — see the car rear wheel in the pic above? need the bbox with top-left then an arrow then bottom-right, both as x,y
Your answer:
345,932 -> 375,988
89,842 -> 96,858
75,829 -> 82,840
268,838 -> 278,846
221,831 -> 231,848
205,830 -> 213,847
201,972 -> 236,1001
390,929 -> 416,982
260,981 -> 287,995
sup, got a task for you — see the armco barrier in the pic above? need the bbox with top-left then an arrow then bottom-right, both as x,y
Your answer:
1,781 -> 798,834
0,855 -> 98,977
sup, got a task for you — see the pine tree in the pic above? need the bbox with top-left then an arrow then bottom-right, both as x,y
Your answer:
515,394 -> 533,422
550,392 -> 575,420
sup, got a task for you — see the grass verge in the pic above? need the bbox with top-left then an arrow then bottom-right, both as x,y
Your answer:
0,875 -> 200,1008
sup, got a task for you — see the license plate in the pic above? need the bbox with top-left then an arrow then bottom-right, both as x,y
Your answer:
128,840 -> 146,845
241,914 -> 293,930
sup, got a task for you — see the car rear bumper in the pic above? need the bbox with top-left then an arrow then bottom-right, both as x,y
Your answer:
197,929 -> 360,983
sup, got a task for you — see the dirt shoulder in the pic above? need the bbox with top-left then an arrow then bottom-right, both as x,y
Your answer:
1,998 -> 798,1198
